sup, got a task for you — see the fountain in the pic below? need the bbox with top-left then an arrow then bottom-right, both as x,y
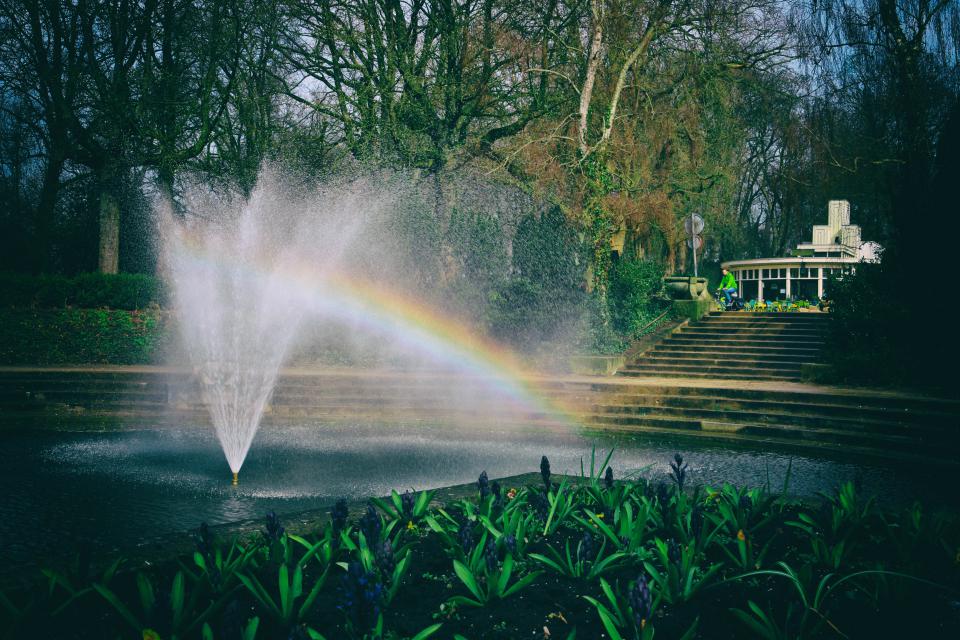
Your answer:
157,170 -> 558,482
158,175 -> 329,482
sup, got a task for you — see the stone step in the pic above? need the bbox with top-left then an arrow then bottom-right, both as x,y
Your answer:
568,381 -> 960,413
7,371 -> 953,416
618,369 -> 798,381
652,343 -> 821,354
645,349 -> 817,363
623,361 -> 801,375
663,336 -> 824,347
585,392 -> 957,426
638,355 -> 805,370
582,414 -> 951,456
0,389 -> 170,404
678,327 -> 827,338
588,402 -> 954,435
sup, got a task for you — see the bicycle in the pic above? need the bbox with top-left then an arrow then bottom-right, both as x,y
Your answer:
715,288 -> 745,311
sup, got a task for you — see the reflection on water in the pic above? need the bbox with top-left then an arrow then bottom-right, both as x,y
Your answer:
1,421 -> 949,579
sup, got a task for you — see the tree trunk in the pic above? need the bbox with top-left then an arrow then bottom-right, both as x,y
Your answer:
34,149 -> 65,272
98,171 -> 121,274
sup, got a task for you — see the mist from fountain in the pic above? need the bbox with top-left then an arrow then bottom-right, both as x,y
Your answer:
158,172 -> 373,475
158,169 -> 570,478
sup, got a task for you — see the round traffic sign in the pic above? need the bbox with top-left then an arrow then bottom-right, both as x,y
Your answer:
686,235 -> 703,251
684,214 -> 704,236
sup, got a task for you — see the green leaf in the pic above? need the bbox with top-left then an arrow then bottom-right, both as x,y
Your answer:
584,597 -> 624,640
410,623 -> 444,640
299,567 -> 328,620
237,574 -> 280,618
415,491 -> 432,515
502,571 -> 542,598
391,490 -> 404,514
496,555 -> 514,595
292,564 -> 303,602
453,560 -> 484,602
171,571 -> 185,629
136,572 -> 155,617
597,577 -> 617,608
202,622 -> 214,640
478,514 -> 502,538
242,617 -> 260,640
528,553 -> 566,575
279,564 -> 291,618
93,583 -> 142,632
679,616 -> 699,640
447,595 -> 484,608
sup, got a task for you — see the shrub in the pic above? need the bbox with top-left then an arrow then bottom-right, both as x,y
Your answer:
488,208 -> 586,350
607,258 -> 668,337
0,308 -> 172,364
0,272 -> 164,310
487,278 -> 554,347
825,261 -> 909,384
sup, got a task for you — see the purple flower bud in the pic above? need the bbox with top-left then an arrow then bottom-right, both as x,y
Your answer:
691,503 -> 704,540
456,519 -> 474,553
531,491 -> 549,521
331,498 -> 349,535
503,534 -> 517,555
667,538 -> 681,568
401,490 -> 415,519
627,574 -> 652,630
540,456 -> 551,490
669,453 -> 688,493
264,511 -> 285,543
337,561 -> 384,631
359,504 -> 382,544
484,537 -> 498,573
604,466 -> 614,490
376,540 -> 395,579
478,470 -> 490,499
578,531 -> 596,563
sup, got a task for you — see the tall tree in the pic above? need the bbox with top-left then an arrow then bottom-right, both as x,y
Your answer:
0,0 -> 86,270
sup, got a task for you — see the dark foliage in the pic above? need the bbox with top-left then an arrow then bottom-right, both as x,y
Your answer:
0,272 -> 164,309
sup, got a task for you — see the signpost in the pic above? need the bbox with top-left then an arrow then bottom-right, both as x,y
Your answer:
684,213 -> 704,277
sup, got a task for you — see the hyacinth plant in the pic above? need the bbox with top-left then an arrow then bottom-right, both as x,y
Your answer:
448,534 -> 543,608
529,530 -> 629,580
7,451 -> 960,639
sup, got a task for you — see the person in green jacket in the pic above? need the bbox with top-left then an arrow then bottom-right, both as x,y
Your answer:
717,268 -> 737,306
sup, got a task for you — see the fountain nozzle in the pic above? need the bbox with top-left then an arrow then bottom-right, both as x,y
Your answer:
232,472 -> 239,486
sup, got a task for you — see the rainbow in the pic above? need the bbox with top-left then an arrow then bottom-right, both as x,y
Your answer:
169,241 -> 577,427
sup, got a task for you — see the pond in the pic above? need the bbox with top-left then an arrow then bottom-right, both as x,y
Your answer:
4,419 -> 950,584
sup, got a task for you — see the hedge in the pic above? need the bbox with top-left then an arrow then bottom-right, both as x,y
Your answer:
0,308 -> 172,365
0,272 -> 165,310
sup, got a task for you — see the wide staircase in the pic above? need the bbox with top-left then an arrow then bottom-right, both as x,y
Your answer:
559,380 -> 960,467
0,367 -> 958,467
618,311 -> 828,381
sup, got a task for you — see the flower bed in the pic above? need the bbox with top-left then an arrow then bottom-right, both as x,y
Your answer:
3,452 -> 959,639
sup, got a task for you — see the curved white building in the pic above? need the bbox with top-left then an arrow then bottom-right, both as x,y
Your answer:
722,201 -> 880,302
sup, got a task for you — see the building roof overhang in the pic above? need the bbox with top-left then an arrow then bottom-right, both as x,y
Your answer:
721,256 -> 859,270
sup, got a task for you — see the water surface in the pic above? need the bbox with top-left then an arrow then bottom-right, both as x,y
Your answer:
1,421 -> 947,581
